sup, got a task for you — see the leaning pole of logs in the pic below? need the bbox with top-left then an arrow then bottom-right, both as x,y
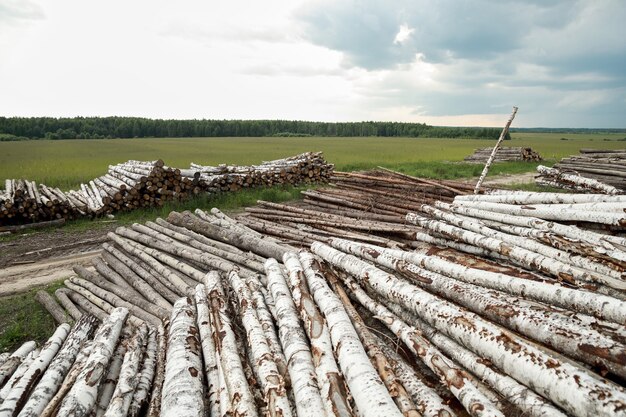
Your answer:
5,168 -> 626,416
474,106 -> 518,194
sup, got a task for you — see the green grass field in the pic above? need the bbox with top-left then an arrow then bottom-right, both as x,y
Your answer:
1,133 -> 625,190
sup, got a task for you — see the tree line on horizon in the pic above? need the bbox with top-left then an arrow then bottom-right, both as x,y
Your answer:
0,117 -> 508,141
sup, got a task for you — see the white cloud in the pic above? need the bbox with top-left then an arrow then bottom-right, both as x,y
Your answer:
393,24 -> 414,45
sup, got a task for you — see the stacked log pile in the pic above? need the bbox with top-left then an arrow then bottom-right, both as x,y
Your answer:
9,171 -> 624,416
0,153 -> 333,227
0,180 -> 74,225
65,159 -> 200,217
186,152 -> 333,193
536,149 -> 626,192
464,146 -> 542,163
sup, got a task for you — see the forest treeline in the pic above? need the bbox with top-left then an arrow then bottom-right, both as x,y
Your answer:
0,117 -> 508,140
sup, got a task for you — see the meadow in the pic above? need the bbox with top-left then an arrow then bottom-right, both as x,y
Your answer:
1,132 -> 625,190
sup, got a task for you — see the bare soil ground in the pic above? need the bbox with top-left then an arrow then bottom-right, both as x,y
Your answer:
0,226 -> 114,295
0,172 -> 535,295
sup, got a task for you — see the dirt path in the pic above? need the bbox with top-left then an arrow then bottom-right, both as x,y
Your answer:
0,251 -> 100,296
0,225 -> 115,296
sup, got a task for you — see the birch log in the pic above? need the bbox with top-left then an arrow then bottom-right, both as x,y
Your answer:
0,349 -> 40,404
203,271 -> 258,417
328,275 -> 420,417
474,106 -> 518,193
406,212 -> 626,290
35,291 -> 70,325
265,259 -> 325,417
55,289 -> 83,321
228,270 -> 292,417
282,252 -> 352,417
194,285 -> 220,417
354,239 -> 626,325
104,324 -> 148,417
0,342 -> 37,389
160,297 -> 204,417
298,251 -> 403,417
146,325 -> 167,417
311,242 -> 626,417
38,342 -> 94,417
17,315 -> 98,417
128,326 -> 157,417
329,238 -> 626,377
56,307 -> 129,417
0,324 -> 70,416
333,264 -> 503,417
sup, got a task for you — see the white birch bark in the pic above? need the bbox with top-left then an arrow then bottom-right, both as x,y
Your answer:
194,284 -> 220,417
439,201 -> 626,251
537,165 -> 621,195
216,356 -> 230,417
353,239 -> 626,325
228,270 -> 292,417
0,324 -> 70,416
0,343 -> 37,389
95,339 -> 127,416
265,258 -> 326,417
0,357 -> 8,371
474,106 -> 518,193
203,271 -> 258,417
311,241 -> 626,417
160,297 -> 204,417
421,204 -> 624,280
104,324 -> 148,417
406,212 -> 626,290
456,191 -> 626,204
56,307 -> 129,417
333,262 -> 503,417
298,251 -> 403,417
282,252 -> 352,417
389,303 -> 568,417
146,324 -> 167,417
329,238 -> 626,376
452,199 -> 626,226
329,275 -> 420,417
376,340 -> 455,417
128,325 -> 157,417
0,349 -> 40,404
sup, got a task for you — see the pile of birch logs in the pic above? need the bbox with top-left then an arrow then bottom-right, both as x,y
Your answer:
0,153 -> 334,227
0,180 -> 74,225
185,152 -> 334,193
12,170 -> 624,416
0,161 -> 198,226
464,146 -> 542,163
536,165 -> 623,194
536,149 -> 626,192
63,159 -> 200,217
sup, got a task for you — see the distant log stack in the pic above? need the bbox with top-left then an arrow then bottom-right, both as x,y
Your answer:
0,153 -> 333,227
0,180 -> 76,225
185,152 -> 334,193
536,149 -> 626,192
65,159 -> 199,217
464,146 -> 542,163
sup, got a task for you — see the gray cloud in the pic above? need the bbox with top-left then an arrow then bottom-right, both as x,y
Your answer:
296,0 -> 626,126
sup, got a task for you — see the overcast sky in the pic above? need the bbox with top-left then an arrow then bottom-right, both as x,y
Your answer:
0,0 -> 624,127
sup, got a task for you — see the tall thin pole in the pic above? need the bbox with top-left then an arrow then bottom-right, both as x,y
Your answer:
473,106 -> 518,194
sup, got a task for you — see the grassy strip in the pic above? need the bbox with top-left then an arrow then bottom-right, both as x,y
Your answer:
3,132 -> 614,189
0,280 -> 65,352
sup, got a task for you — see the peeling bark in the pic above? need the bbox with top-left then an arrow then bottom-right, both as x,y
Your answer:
298,251 -> 403,417
265,259 -> 325,417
